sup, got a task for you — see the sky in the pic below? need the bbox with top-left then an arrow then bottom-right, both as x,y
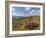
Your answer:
12,7 -> 40,17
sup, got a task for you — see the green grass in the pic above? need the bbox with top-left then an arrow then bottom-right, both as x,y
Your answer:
12,16 -> 40,31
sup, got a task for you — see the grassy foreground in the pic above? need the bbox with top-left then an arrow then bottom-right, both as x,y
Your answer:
12,16 -> 40,31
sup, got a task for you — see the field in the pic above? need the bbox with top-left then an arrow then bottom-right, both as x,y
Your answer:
12,16 -> 40,31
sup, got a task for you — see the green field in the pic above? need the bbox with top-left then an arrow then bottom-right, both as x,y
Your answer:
12,16 -> 40,31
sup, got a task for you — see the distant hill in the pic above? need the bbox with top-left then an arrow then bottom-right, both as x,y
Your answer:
12,15 -> 40,18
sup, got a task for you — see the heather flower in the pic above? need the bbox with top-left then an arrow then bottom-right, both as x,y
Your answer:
27,21 -> 38,29
27,22 -> 35,27
16,22 -> 20,26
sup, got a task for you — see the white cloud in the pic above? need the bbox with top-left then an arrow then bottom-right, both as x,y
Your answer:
12,8 -> 15,12
12,12 -> 31,17
12,12 -> 25,16
29,10 -> 40,16
25,7 -> 31,11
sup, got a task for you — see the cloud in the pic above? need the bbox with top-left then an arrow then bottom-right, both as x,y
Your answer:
29,9 -> 40,16
25,7 -> 31,11
12,7 -> 40,17
12,12 -> 25,17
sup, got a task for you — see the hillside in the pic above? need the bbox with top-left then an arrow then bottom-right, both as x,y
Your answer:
12,16 -> 40,31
